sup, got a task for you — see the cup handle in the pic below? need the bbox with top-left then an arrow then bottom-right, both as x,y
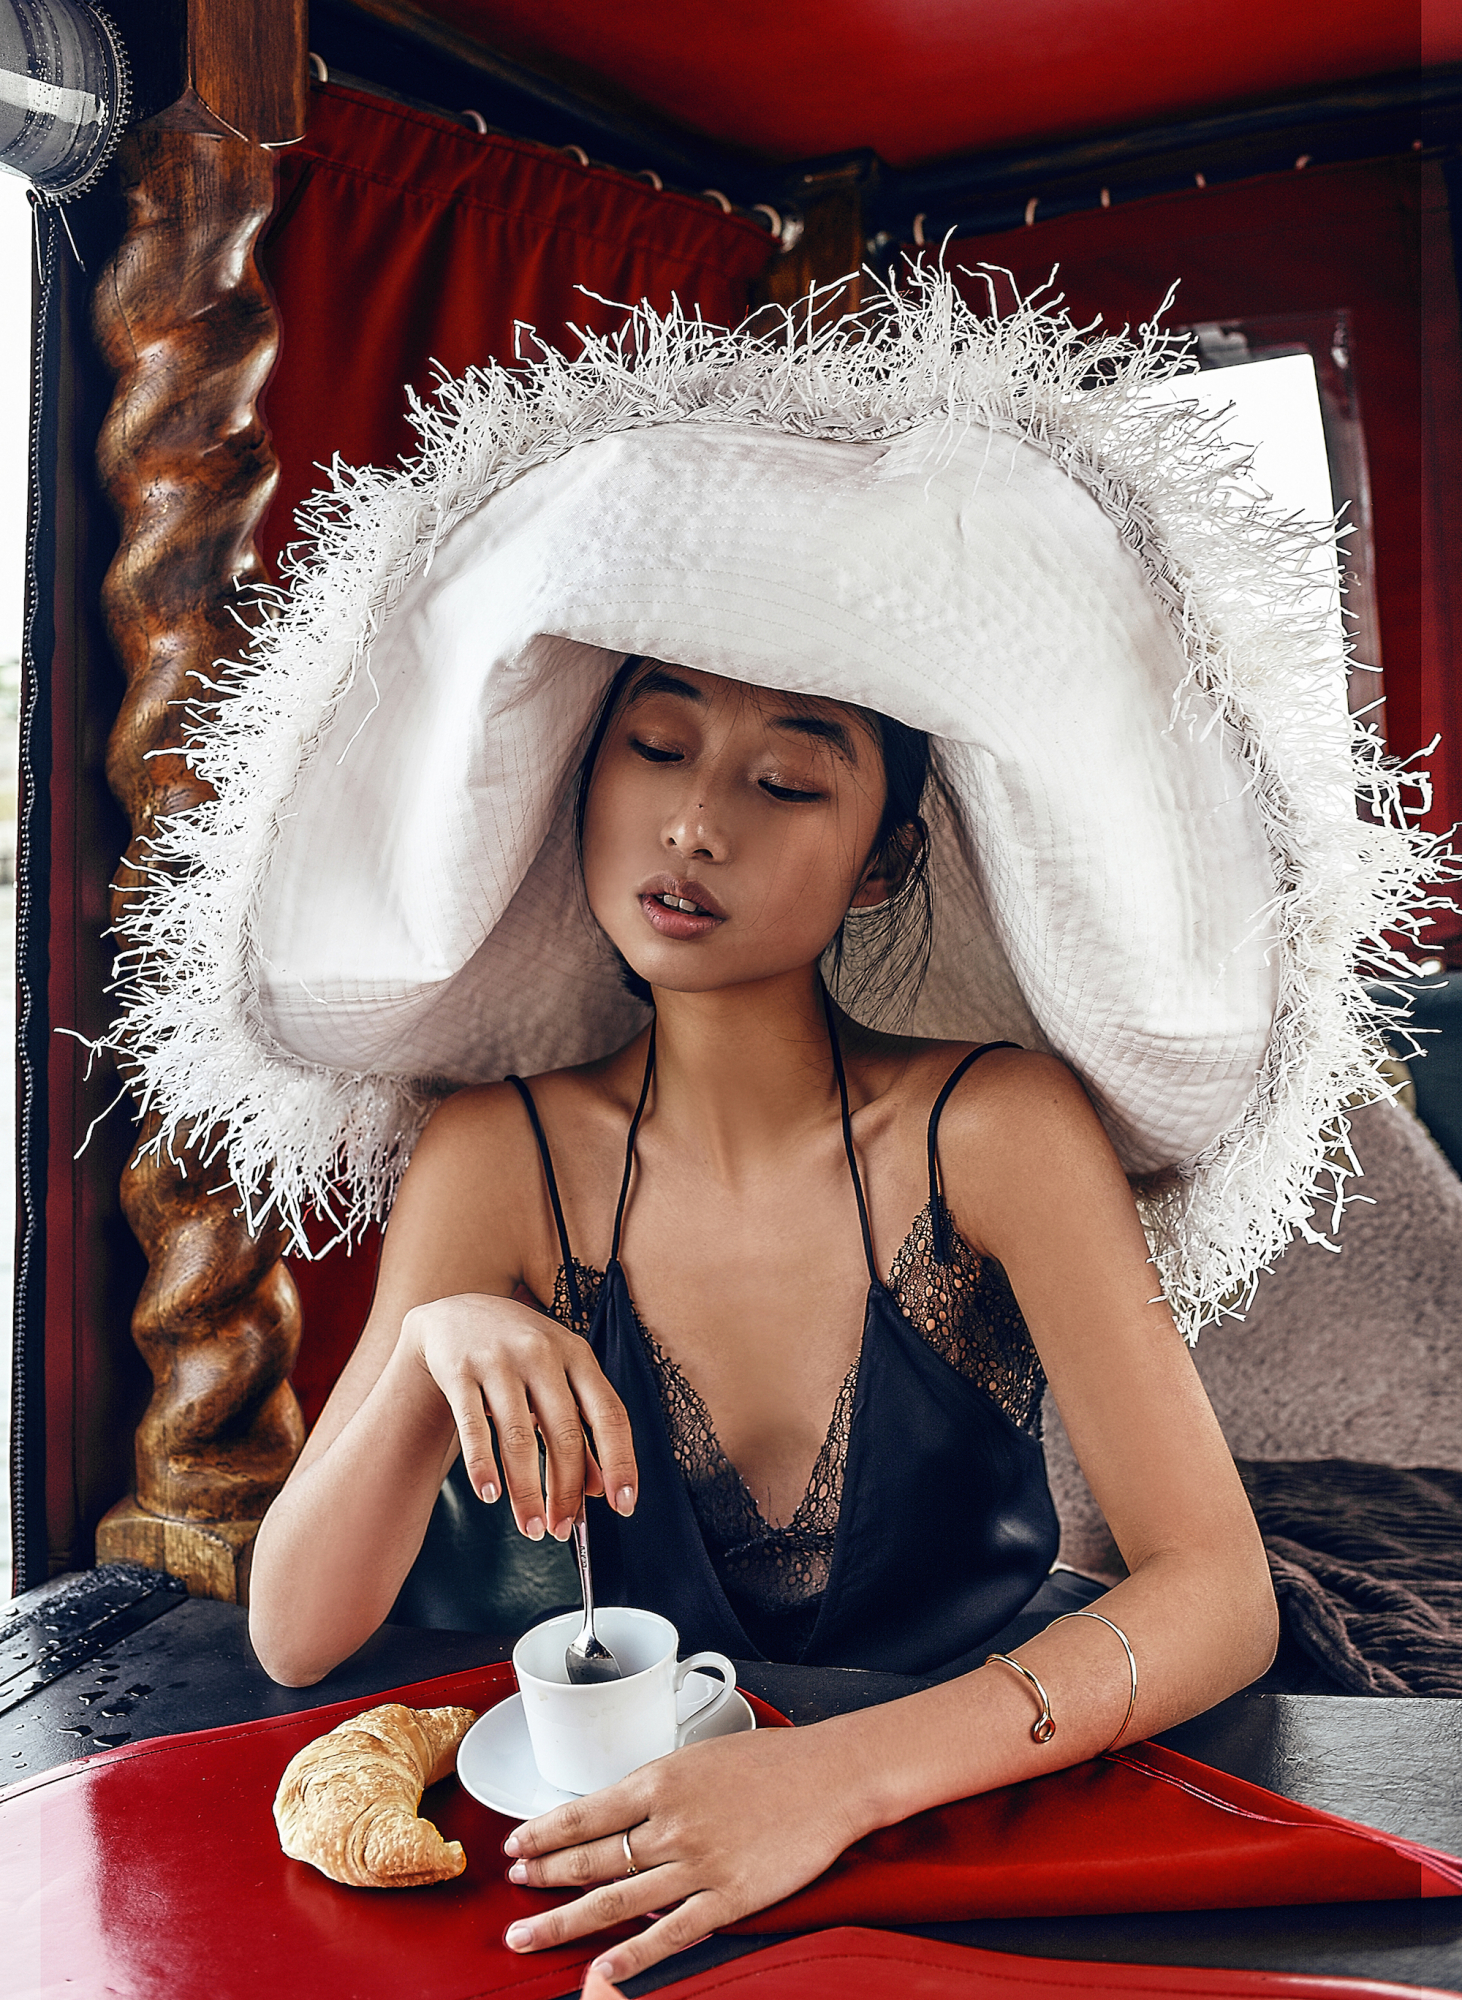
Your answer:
673,1651 -> 737,1739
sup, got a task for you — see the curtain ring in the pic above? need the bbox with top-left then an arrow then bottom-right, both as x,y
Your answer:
702,188 -> 732,212
751,202 -> 782,238
635,168 -> 663,190
308,52 -> 328,83
462,109 -> 488,134
912,212 -> 927,246
562,144 -> 590,166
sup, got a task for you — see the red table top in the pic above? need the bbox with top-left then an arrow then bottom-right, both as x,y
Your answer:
4,1661 -> 1458,2000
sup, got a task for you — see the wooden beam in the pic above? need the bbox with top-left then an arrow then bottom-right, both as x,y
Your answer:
751,166 -> 866,326
187,0 -> 308,148
91,11 -> 307,1601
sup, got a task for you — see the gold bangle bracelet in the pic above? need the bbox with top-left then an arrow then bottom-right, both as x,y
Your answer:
984,1651 -> 1056,1744
1050,1610 -> 1138,1753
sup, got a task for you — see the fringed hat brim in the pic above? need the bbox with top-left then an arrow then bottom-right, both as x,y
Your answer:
101,268 -> 1444,1338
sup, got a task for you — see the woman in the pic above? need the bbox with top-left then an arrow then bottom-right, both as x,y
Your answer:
248,647 -> 1279,1979
111,274 -> 1423,1985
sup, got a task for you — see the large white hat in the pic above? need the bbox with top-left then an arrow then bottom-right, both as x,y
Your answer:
106,270 -> 1436,1337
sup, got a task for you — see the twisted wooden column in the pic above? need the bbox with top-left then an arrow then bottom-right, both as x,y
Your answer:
93,124 -> 304,1600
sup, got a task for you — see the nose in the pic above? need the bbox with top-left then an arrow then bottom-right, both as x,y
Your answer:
662,786 -> 726,863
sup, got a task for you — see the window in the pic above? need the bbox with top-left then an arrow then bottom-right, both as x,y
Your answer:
1174,312 -> 1381,731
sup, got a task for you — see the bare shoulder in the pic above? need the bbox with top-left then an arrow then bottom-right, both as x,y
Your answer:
403,1078 -> 539,1196
372,1081 -> 542,1285
935,1044 -> 1095,1128
866,1038 -> 1125,1251
397,1044 -> 644,1221
928,1044 -> 1111,1165
851,1023 -> 1084,1133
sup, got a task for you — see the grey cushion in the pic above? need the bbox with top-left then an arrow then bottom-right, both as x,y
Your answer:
1046,1095 -> 1462,1579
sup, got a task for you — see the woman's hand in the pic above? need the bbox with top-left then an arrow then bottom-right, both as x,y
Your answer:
402,1294 -> 638,1541
498,1727 -> 863,1983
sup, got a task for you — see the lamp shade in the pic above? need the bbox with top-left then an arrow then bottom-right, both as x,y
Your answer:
0,0 -> 127,201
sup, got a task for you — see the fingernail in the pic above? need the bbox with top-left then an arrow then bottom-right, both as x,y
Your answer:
617,1486 -> 636,1516
503,1833 -> 522,1856
507,1860 -> 528,1884
525,1516 -> 545,1542
551,1518 -> 572,1542
480,1482 -> 498,1503
590,1958 -> 617,1978
505,1923 -> 533,1951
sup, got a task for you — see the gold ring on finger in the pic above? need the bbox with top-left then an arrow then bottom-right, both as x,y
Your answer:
622,1830 -> 639,1878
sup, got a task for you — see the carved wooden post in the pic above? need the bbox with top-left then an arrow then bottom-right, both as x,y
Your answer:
93,4 -> 308,1601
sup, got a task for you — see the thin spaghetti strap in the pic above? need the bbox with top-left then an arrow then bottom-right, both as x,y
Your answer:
821,988 -> 879,1287
927,1041 -> 1022,1263
610,1019 -> 657,1263
506,1074 -> 583,1326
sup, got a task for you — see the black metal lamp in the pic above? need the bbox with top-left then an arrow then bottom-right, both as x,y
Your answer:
0,0 -> 128,202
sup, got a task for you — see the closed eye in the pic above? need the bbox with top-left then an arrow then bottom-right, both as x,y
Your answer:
631,738 -> 683,764
760,779 -> 824,803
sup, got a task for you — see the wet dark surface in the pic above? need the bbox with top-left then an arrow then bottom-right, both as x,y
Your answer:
0,1563 -> 186,1722
3,1588 -> 1459,1993
2,1595 -> 515,1779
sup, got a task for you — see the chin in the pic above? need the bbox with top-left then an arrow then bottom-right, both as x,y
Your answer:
632,956 -> 821,1000
598,912 -> 837,1001
625,957 -> 734,997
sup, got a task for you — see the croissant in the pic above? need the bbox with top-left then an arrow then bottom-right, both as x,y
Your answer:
274,1701 -> 478,1888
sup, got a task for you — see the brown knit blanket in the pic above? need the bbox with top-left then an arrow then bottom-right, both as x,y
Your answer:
1237,1459 -> 1462,1697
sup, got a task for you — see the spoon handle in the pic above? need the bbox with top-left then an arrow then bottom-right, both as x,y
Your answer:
571,1512 -> 596,1624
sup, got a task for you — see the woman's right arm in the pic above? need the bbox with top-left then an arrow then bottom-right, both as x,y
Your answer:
247,1086 -> 637,1687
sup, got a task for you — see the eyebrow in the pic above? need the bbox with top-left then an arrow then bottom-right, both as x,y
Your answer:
771,712 -> 858,763
627,666 -> 858,764
626,667 -> 705,705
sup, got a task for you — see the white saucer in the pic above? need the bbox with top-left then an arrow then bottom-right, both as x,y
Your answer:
456,1673 -> 756,1820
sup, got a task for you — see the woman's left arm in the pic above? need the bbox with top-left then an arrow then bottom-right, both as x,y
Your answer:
499,1051 -> 1278,1983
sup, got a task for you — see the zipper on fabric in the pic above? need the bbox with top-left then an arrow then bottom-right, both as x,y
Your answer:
10,195 -> 57,1595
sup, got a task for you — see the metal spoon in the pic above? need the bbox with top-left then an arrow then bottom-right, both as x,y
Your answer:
565,1511 -> 622,1684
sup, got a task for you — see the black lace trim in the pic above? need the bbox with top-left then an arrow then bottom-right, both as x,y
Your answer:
647,1334 -> 857,1614
886,1199 -> 1045,1433
543,1197 -> 1044,1629
549,1260 -> 604,1337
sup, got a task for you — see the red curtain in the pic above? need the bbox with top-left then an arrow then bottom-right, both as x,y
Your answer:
942,157 -> 1462,850
259,83 -> 774,575
258,83 -> 774,1421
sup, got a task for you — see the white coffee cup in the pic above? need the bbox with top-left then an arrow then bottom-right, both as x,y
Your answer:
513,1607 -> 737,1795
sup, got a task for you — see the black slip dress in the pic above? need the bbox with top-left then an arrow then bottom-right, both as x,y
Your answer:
502,1004 -> 1074,1679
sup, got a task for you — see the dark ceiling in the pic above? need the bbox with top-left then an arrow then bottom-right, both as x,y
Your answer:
413,0 -> 1458,169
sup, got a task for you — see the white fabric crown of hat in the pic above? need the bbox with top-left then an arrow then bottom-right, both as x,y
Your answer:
103,267 -> 1439,1338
